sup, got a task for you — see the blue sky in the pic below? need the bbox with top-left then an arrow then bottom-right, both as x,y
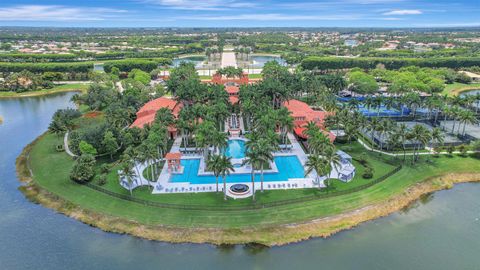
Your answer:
0,0 -> 478,28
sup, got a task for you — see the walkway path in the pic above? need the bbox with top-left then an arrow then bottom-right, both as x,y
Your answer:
221,52 -> 237,68
64,131 -> 77,157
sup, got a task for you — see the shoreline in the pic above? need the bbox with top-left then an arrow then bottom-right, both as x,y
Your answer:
16,135 -> 480,246
0,87 -> 86,99
447,84 -> 480,96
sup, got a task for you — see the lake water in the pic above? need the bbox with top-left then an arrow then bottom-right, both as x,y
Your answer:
172,56 -> 206,68
461,89 -> 480,108
1,93 -> 480,269
250,55 -> 286,68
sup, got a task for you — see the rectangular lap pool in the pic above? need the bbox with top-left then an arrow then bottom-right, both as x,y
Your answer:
170,156 -> 305,184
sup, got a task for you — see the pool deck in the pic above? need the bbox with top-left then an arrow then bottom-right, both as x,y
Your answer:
121,116 -> 355,198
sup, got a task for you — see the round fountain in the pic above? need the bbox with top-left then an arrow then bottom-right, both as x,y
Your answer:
229,184 -> 249,196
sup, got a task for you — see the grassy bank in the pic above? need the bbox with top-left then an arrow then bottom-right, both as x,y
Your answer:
442,82 -> 480,96
17,132 -> 480,245
0,83 -> 90,98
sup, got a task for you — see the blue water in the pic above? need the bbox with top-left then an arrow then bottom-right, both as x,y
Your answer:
170,156 -> 304,184
224,139 -> 246,159
3,93 -> 480,270
172,56 -> 206,68
461,89 -> 480,108
251,55 -> 286,68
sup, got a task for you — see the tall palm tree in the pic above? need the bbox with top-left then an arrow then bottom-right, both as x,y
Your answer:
275,107 -> 294,145
459,110 -> 477,137
120,160 -> 136,196
430,127 -> 444,148
308,132 -> 330,155
256,138 -> 275,192
322,146 -> 342,185
210,130 -> 228,154
305,155 -> 330,190
409,124 -> 430,163
396,123 -> 409,161
218,155 -> 235,200
206,154 -> 222,192
243,147 -> 261,201
142,142 -> 159,182
367,118 -> 380,149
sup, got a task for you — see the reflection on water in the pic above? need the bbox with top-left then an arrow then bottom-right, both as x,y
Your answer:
250,55 -> 286,68
1,93 -> 480,270
172,56 -> 206,68
400,192 -> 435,213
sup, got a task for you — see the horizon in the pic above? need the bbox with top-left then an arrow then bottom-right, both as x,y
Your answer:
0,0 -> 479,28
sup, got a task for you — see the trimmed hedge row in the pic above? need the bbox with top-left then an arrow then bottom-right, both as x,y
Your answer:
0,58 -> 172,73
301,56 -> 480,70
0,61 -> 93,73
103,59 -> 163,72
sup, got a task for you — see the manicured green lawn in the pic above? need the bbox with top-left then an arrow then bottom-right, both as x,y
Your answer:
28,132 -> 480,229
248,74 -> 263,79
442,82 -> 480,96
0,83 -> 90,98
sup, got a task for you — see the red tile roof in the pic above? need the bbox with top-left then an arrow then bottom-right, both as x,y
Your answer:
285,99 -> 335,142
225,85 -> 239,94
165,152 -> 182,160
229,95 -> 239,104
131,97 -> 182,129
283,99 -> 330,125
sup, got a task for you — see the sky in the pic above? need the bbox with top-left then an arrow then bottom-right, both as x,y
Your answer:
0,0 -> 478,28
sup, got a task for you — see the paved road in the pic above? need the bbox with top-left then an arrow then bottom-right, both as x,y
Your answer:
221,52 -> 237,68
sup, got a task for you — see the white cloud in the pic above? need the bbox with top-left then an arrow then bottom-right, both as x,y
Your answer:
0,5 -> 126,21
177,13 -> 361,21
382,9 -> 422,15
141,0 -> 257,10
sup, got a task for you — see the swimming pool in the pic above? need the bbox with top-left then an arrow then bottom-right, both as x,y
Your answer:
224,139 -> 246,159
170,156 -> 305,184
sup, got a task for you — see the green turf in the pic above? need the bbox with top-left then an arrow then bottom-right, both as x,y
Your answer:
442,82 -> 480,96
28,132 -> 480,228
0,83 -> 89,98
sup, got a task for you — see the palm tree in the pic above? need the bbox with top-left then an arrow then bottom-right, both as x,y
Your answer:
48,119 -> 66,138
396,123 -> 409,161
119,160 -> 136,196
243,147 -> 261,201
376,119 -> 391,150
142,142 -> 159,182
430,127 -> 444,148
367,118 -> 380,149
303,121 -> 320,137
276,107 -> 294,145
256,138 -> 275,192
308,132 -> 330,155
210,130 -> 228,154
409,124 -> 430,163
206,154 -> 222,192
459,110 -> 477,137
218,155 -> 235,200
305,155 -> 330,190
322,146 -> 342,186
